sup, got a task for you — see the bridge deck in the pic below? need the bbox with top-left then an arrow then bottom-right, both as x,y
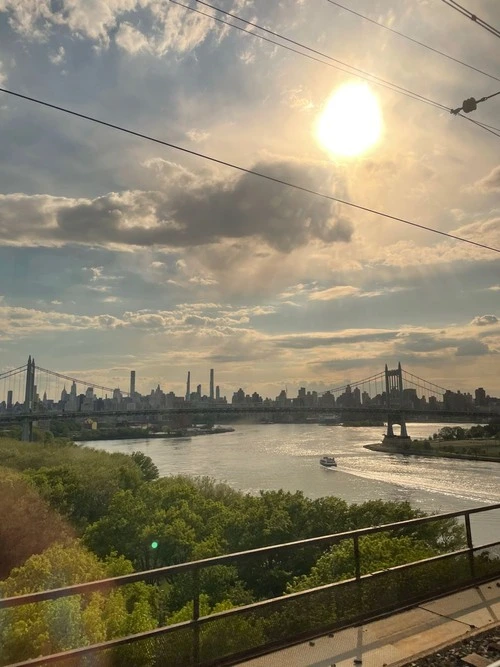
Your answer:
240,578 -> 500,667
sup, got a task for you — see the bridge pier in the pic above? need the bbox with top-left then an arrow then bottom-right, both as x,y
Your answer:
384,364 -> 412,444
21,419 -> 33,442
384,414 -> 411,444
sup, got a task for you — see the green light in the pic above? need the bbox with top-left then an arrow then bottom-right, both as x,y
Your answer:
151,541 -> 159,549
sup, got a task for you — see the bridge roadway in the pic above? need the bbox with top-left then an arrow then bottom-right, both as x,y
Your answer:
0,404 -> 498,423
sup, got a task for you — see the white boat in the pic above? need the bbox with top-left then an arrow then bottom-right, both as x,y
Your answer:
320,455 -> 337,468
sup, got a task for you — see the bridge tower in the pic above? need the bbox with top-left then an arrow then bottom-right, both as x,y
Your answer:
21,355 -> 36,442
383,362 -> 411,443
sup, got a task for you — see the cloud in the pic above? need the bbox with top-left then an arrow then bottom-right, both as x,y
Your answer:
470,314 -> 498,327
309,285 -> 360,301
0,0 -> 249,54
49,46 -> 65,65
186,129 -> 210,143
455,340 -> 491,356
275,331 -> 399,349
0,159 -> 353,252
474,166 -> 500,193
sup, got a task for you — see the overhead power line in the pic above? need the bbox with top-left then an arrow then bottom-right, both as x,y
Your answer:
463,116 -> 500,138
440,0 -> 500,39
174,0 -> 448,112
451,90 -> 500,115
1,87 -> 499,255
326,0 -> 500,83
173,0 -> 499,141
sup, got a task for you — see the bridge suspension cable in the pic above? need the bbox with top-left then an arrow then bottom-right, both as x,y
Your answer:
0,365 -> 28,380
402,370 -> 450,395
36,366 -> 127,396
321,371 -> 386,396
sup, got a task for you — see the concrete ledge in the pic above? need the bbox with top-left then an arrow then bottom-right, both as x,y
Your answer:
241,579 -> 500,667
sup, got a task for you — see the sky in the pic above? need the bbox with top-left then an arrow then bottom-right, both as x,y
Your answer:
0,0 -> 499,399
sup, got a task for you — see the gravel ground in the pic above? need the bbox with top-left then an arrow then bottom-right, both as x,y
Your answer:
402,626 -> 500,666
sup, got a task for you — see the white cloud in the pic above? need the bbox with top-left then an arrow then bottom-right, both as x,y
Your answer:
473,166 -> 500,193
49,46 -> 65,65
186,129 -> 210,143
115,23 -> 151,54
309,285 -> 360,301
470,314 -> 498,327
0,0 -> 235,54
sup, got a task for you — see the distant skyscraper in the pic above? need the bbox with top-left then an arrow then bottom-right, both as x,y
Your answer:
210,369 -> 214,400
7,390 -> 12,410
197,384 -> 202,397
186,371 -> 191,401
216,385 -> 220,401
130,370 -> 136,396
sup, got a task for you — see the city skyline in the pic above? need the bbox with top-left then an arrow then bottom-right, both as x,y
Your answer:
0,1 -> 499,395
1,359 -> 498,415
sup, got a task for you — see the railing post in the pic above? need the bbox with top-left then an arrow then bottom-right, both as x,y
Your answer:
353,535 -> 361,581
353,535 -> 362,616
192,568 -> 200,666
464,513 -> 475,580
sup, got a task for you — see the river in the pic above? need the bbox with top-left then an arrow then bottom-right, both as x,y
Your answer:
81,422 -> 500,546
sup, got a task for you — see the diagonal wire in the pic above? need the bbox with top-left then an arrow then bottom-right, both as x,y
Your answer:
175,0 -> 500,142
440,0 -> 500,39
1,87 -> 499,254
326,0 -> 500,82
177,0 -> 450,112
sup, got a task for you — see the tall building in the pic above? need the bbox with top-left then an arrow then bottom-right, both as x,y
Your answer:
210,369 -> 214,400
216,385 -> 220,401
6,390 -> 12,410
197,384 -> 202,398
186,371 -> 191,401
130,370 -> 136,396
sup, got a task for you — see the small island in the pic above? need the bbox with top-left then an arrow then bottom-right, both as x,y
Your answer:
365,424 -> 500,462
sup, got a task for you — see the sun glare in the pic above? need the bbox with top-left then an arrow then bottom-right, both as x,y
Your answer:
316,83 -> 383,158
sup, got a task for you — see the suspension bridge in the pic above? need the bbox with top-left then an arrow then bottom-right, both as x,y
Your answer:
0,357 -> 497,441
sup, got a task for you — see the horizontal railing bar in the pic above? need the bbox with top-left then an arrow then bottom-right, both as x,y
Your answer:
2,503 -> 500,610
8,545 -> 500,667
5,618 -> 194,667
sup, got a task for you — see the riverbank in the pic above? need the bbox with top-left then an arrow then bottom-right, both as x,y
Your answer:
76,426 -> 235,442
365,440 -> 500,463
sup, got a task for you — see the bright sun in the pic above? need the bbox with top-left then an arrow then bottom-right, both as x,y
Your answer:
316,83 -> 383,158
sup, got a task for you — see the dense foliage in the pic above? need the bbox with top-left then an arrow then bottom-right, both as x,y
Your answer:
0,436 -> 477,665
434,423 -> 500,441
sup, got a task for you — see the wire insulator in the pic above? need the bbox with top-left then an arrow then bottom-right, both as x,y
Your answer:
462,97 -> 478,113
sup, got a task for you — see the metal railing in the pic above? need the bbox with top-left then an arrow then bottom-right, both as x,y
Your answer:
2,503 -> 500,667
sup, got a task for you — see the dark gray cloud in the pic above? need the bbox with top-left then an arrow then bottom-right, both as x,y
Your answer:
275,331 -> 398,349
470,314 -> 498,327
0,160 -> 353,252
455,340 -> 491,356
397,332 -> 494,357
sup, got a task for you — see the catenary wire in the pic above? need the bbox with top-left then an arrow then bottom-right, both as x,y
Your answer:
326,0 -> 500,83
175,0 -> 450,112
440,0 -> 500,39
1,87 -> 499,255
174,0 -> 500,140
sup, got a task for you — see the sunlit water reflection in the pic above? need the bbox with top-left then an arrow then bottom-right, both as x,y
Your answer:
82,423 -> 500,545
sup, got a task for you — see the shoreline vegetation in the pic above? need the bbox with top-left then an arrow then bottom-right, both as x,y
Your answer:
75,425 -> 235,442
0,433 -> 474,664
365,424 -> 500,463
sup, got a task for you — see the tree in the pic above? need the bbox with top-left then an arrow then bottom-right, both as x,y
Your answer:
288,533 -> 437,592
0,466 -> 73,578
0,542 -> 157,666
131,451 -> 160,481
